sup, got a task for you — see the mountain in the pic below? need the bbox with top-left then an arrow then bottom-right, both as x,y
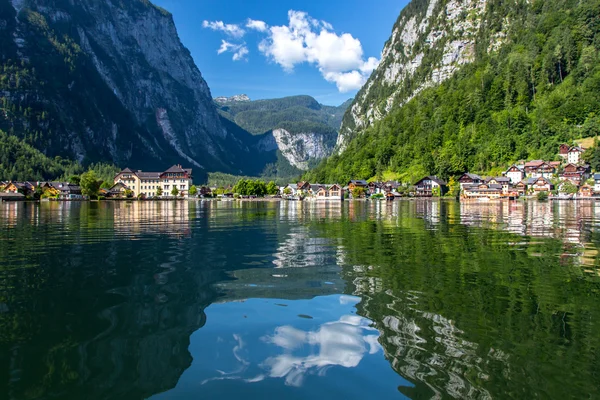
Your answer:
308,0 -> 600,183
215,94 -> 349,135
214,94 -> 251,104
0,0 -> 271,181
216,95 -> 351,171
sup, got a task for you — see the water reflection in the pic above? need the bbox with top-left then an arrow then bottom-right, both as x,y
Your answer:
1,200 -> 600,399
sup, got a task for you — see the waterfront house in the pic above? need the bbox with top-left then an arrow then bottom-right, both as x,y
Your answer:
0,192 -> 25,201
486,177 -> 511,194
280,184 -> 298,197
579,184 -> 593,197
458,173 -> 483,190
347,180 -> 368,191
45,182 -> 83,199
315,186 -> 328,198
504,165 -> 525,184
108,182 -> 129,197
328,184 -> 344,199
386,191 -> 403,200
368,181 -> 384,195
383,181 -> 401,193
199,186 -> 212,197
297,181 -> 311,192
114,165 -> 193,198
515,180 -> 528,196
594,174 -> 600,193
309,184 -> 326,196
527,177 -> 553,192
567,146 -> 584,164
414,176 -> 448,197
463,183 -> 503,199
3,181 -> 36,196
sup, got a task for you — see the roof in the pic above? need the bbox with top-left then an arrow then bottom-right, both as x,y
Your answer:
121,168 -> 134,173
163,165 -> 186,173
486,177 -> 511,183
524,160 -> 545,167
0,192 -> 25,199
310,184 -> 325,192
527,177 -> 551,185
594,174 -> 600,180
415,176 -> 447,186
136,171 -> 161,179
48,182 -> 82,192
349,180 -> 368,185
569,146 -> 584,153
461,173 -> 482,180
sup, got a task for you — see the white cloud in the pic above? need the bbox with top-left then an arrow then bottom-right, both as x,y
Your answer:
258,10 -> 379,92
216,40 -> 248,61
202,20 -> 245,38
203,11 -> 379,92
246,19 -> 268,32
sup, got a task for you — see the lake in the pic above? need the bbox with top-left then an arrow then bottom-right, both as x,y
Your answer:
0,200 -> 599,399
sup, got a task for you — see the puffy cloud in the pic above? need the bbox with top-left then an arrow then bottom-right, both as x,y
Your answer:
203,11 -> 379,92
217,40 -> 248,61
246,18 -> 268,32
258,10 -> 379,92
202,20 -> 245,38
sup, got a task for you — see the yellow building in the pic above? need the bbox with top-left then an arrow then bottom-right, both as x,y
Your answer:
113,165 -> 193,198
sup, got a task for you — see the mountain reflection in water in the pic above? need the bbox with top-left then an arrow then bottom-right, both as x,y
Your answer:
0,200 -> 599,400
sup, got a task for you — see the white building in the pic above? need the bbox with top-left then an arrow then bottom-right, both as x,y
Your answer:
567,146 -> 584,164
504,165 -> 525,184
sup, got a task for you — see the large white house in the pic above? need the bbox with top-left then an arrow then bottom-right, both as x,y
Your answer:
113,165 -> 193,197
567,146 -> 584,164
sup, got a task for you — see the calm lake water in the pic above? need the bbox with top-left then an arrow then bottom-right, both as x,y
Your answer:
1,200 -> 599,399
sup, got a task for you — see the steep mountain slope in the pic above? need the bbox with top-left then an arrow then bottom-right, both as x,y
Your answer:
308,0 -> 600,183
216,95 -> 350,171
0,0 -> 270,179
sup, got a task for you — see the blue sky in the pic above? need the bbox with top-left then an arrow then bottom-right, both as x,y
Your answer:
152,0 -> 409,106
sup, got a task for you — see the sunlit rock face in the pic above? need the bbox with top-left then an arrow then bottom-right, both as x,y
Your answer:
337,0 -> 504,151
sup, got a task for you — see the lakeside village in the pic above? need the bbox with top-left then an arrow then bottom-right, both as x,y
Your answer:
2,144 -> 600,203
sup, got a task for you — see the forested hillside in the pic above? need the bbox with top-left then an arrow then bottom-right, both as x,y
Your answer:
307,0 -> 600,184
215,95 -> 350,135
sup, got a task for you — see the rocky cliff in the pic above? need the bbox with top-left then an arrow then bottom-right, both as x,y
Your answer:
337,0 -> 502,151
257,128 -> 336,171
0,0 -> 267,178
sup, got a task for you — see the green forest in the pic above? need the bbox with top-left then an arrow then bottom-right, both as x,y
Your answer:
215,95 -> 350,135
306,0 -> 600,184
0,129 -> 118,182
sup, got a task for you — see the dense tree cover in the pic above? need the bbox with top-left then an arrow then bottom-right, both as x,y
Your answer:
0,129 -> 119,182
307,0 -> 600,184
215,95 -> 350,135
79,170 -> 101,198
232,179 -> 268,196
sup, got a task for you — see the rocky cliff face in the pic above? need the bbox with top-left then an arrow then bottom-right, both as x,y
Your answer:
257,128 -> 336,171
0,0 -> 266,177
337,0 -> 503,151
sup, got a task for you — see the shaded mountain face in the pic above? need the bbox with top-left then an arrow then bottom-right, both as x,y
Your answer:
0,0 -> 270,179
307,0 -> 600,183
216,95 -> 350,171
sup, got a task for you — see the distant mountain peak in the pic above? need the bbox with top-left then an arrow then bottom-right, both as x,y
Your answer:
214,94 -> 251,103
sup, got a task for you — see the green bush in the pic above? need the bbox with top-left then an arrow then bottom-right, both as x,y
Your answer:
537,191 -> 549,201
